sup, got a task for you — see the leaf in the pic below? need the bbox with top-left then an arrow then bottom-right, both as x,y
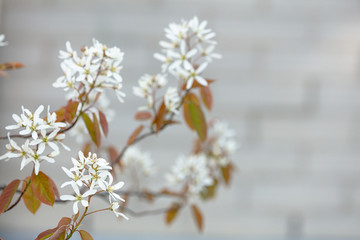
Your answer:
191,204 -> 203,232
200,85 -> 213,111
54,107 -> 66,123
82,142 -> 92,157
82,113 -> 97,147
48,177 -> 60,200
153,101 -> 166,132
64,100 -> 79,123
92,112 -> 101,148
0,179 -> 20,214
31,171 -> 55,206
200,179 -> 218,200
165,203 -> 180,225
221,163 -> 234,186
183,93 -> 207,142
35,228 -> 57,240
79,230 -> 94,240
0,61 -> 25,71
22,177 -> 41,214
134,111 -> 153,121
98,110 -> 109,137
127,125 -> 144,146
49,217 -> 71,240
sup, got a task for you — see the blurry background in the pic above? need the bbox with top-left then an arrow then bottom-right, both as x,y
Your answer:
1,0 -> 360,239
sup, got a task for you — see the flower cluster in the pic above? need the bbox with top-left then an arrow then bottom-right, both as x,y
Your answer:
166,154 -> 213,201
0,105 -> 68,174
203,120 -> 237,170
60,151 -> 128,219
53,39 -> 126,102
121,146 -> 155,187
154,16 -> 221,89
0,34 -> 7,47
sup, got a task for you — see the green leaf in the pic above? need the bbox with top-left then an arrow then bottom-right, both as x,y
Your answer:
0,179 -> 20,214
92,112 -> 101,148
191,204 -> 203,232
82,113 -> 97,147
79,230 -> 94,240
98,110 -> 109,137
31,171 -> 55,206
22,177 -> 41,214
183,93 -> 207,142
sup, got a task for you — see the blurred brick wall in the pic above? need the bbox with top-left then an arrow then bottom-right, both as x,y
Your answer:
1,0 -> 360,239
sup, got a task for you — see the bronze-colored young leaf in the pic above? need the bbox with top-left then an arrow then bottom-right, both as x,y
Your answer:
64,100 -> 79,123
0,179 -> 20,214
221,163 -> 234,186
200,85 -> 213,111
127,125 -> 144,146
98,110 -> 109,137
183,93 -> 207,142
154,101 -> 166,132
135,111 -> 153,121
48,177 -> 60,200
35,228 -> 57,240
165,203 -> 181,225
22,177 -> 41,214
54,106 -> 66,123
31,171 -> 55,206
92,112 -> 101,148
82,142 -> 92,157
79,230 -> 94,240
191,204 -> 203,232
82,113 -> 97,147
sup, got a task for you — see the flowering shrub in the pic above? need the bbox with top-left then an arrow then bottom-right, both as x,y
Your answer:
0,17 -> 237,239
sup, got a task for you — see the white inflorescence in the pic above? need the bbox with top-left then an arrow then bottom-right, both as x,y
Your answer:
154,16 -> 221,89
165,154 -> 213,201
0,34 -> 8,47
0,105 -> 69,175
60,151 -> 128,219
53,39 -> 126,102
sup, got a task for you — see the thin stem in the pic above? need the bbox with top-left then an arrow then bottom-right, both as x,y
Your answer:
4,176 -> 32,213
85,207 -> 108,217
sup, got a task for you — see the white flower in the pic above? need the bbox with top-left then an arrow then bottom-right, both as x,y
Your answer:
17,105 -> 46,139
98,174 -> 125,203
59,41 -> 76,59
168,41 -> 197,70
164,87 -> 180,114
60,184 -> 96,214
181,61 -> 208,89
110,202 -> 129,220
0,34 -> 8,47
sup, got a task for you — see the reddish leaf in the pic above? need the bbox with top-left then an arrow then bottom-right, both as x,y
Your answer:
82,113 -> 97,147
92,112 -> 101,148
165,203 -> 181,225
0,61 -> 25,71
48,177 -> 60,200
200,179 -> 218,200
79,230 -> 94,240
82,142 -> 92,157
108,146 -> 119,164
54,107 -> 66,123
35,228 -> 57,240
64,100 -> 79,123
98,110 -> 109,137
22,177 -> 41,214
153,101 -> 166,132
49,217 -> 71,240
134,111 -> 153,121
183,93 -> 207,142
200,85 -> 213,111
127,125 -> 144,146
191,204 -> 203,232
0,179 -> 20,214
31,171 -> 55,206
